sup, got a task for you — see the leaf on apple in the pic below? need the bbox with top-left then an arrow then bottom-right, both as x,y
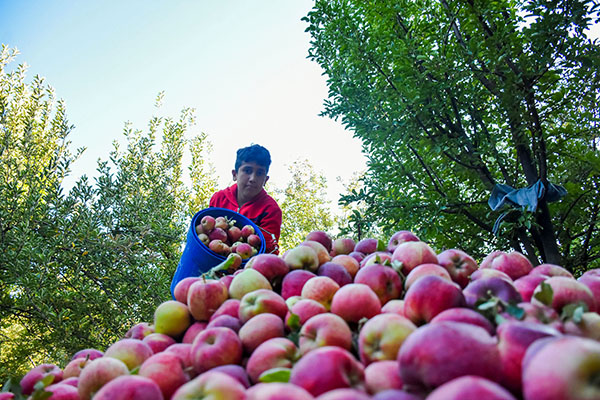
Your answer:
560,302 -> 589,323
376,239 -> 387,252
258,367 -> 292,383
533,281 -> 554,306
286,313 -> 301,332
505,303 -> 525,320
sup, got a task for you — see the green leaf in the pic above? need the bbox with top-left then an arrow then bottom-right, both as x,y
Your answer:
477,299 -> 498,311
533,282 -> 554,306
258,368 -> 291,383
505,303 -> 525,320
286,313 -> 301,332
560,302 -> 589,323
376,239 -> 387,251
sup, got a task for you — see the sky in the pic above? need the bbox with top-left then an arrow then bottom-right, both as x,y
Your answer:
0,1 -> 368,206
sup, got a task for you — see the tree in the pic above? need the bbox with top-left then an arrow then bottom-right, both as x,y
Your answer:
304,0 -> 600,271
274,159 -> 337,251
0,47 -> 217,381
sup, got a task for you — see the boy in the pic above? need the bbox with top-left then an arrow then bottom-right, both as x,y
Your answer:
209,144 -> 282,254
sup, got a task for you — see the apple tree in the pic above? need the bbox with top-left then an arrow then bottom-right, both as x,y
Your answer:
304,0 -> 600,271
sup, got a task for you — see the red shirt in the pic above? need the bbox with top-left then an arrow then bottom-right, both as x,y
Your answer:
209,184 -> 282,254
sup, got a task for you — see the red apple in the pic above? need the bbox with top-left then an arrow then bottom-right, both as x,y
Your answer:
365,360 -> 404,394
578,274 -> 600,307
173,277 -> 201,304
247,234 -> 262,248
206,314 -> 242,333
404,263 -> 452,290
20,364 -> 63,395
209,299 -> 241,321
284,246 -> 320,272
330,283 -> 382,323
355,238 -> 380,255
245,253 -> 289,287
210,364 -> 250,388
163,343 -> 194,375
331,255 -> 360,278
463,276 -> 522,308
281,269 -> 316,300
77,357 -> 130,400
187,279 -> 228,321
238,289 -> 288,323
246,382 -> 314,400
398,321 -> 500,390
426,376 -> 517,400
245,337 -> 300,383
391,241 -> 437,275
437,249 -> 478,288
104,338 -> 153,370
200,215 -> 215,232
301,240 -> 332,266
299,313 -> 353,355
241,224 -> 255,239
387,231 -> 419,253
227,226 -> 242,243
470,268 -> 513,282
513,274 -> 548,302
317,262 -> 353,287
190,327 -> 243,374
522,336 -> 600,400
348,251 -> 366,264
430,307 -> 495,336
306,230 -> 333,253
209,227 -> 228,243
354,264 -> 403,305
228,268 -> 272,299
215,216 -> 229,230
238,313 -> 285,354
403,275 -> 466,325
236,242 -> 254,259
480,251 -> 533,280
71,348 -> 104,361
181,321 -> 207,344
360,251 -> 393,268
38,383 -> 79,400
301,276 -> 340,310
289,346 -> 365,396
530,263 -> 573,278
332,238 -> 356,255
138,352 -> 190,399
124,322 -> 154,340
63,357 -> 91,379
531,276 -> 596,313
288,298 -> 328,326
142,333 -> 176,354
358,313 -> 417,365
171,371 -> 246,400
381,299 -> 405,316
316,388 -> 371,400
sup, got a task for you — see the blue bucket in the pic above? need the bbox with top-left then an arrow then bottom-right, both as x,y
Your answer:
170,207 -> 266,298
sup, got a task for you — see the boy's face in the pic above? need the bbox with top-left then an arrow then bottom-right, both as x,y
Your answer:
232,161 -> 269,202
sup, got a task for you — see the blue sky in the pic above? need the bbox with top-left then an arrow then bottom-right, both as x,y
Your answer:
1,1 -> 367,203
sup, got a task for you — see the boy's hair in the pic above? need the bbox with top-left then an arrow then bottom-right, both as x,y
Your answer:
235,144 -> 271,173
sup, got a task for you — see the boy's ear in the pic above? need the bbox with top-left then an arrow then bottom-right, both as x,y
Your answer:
232,169 -> 237,181
265,175 -> 270,184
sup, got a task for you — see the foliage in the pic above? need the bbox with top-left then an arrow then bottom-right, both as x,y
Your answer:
304,0 -> 600,270
274,159 -> 337,251
0,47 -> 216,382
336,171 -> 383,241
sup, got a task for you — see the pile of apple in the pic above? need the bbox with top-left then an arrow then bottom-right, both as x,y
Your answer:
8,230 -> 600,400
195,215 -> 262,259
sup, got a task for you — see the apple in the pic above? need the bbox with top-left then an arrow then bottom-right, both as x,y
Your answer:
436,249 -> 478,288
198,233 -> 209,245
238,288 -> 288,323
281,269 -> 316,299
531,276 -> 596,313
403,275 -> 466,325
355,238 -> 380,255
289,346 -> 365,396
360,251 -> 393,268
496,320 -> 561,394
348,251 -> 366,264
227,226 -> 242,243
301,240 -> 332,266
124,322 -> 154,340
215,216 -> 229,230
219,274 -> 234,290
365,360 -> 404,394
238,313 -> 285,354
187,279 -> 228,321
284,246 -> 320,272
20,363 -> 63,395
470,268 -> 513,282
513,274 -> 548,302
190,327 -> 243,374
163,343 -> 194,376
578,273 -> 600,306
306,230 -> 333,252
430,307 -> 495,335
387,231 -> 419,252
332,238 -> 356,255
354,264 -> 402,305
315,388 -> 371,399
391,241 -> 437,275
563,311 -> 600,340
154,300 -> 191,338
498,302 -> 562,330
426,376 -> 517,400
142,332 -> 177,354
331,254 -> 360,278
236,242 -> 254,259
172,277 -> 201,304
104,338 -> 153,370
245,337 -> 300,383
71,348 -> 104,361
0,394 -> 14,400
463,276 -> 522,308
301,276 -> 340,310
209,227 -> 228,243
479,251 -> 533,280
331,283 -> 381,323
181,321 -> 207,344
317,261 -> 353,287
210,364 -> 250,388
404,263 -> 452,289
171,371 -> 246,400
299,313 -> 353,355
228,268 -> 272,299
530,263 -> 573,278
358,313 -> 417,365
288,298 -> 327,326
138,352 -> 190,399
241,224 -> 255,239
77,357 -> 130,400
63,357 -> 91,379
522,336 -> 600,400
246,382 -> 314,400
398,321 -> 500,390
247,234 -> 262,248
38,383 -> 80,400
381,299 -> 405,316
206,314 -> 242,333
210,299 -> 241,321
200,215 -> 215,232
245,253 -> 289,287
371,389 -> 423,400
